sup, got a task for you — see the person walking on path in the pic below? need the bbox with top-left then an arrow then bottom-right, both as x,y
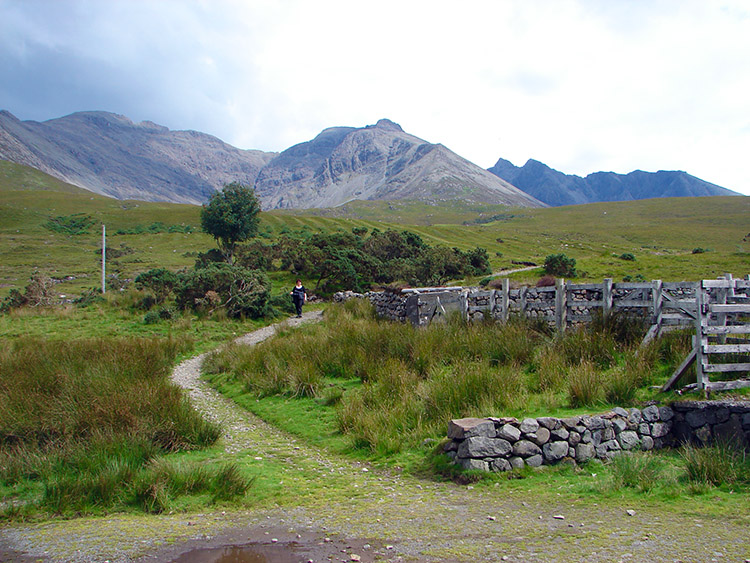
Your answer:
290,279 -> 307,318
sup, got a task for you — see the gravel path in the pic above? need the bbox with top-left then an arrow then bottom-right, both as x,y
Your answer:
2,311 -> 750,563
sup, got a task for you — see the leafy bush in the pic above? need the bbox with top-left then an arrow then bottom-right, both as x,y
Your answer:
44,213 -> 95,235
73,288 -> 104,308
135,268 -> 179,303
273,227 -> 493,295
543,253 -> 577,277
174,263 -> 270,319
116,222 -> 193,235
619,252 -> 636,261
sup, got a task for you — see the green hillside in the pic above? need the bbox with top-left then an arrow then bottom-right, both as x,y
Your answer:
1,160 -> 748,299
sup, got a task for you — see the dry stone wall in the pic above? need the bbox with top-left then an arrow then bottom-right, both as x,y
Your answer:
445,400 -> 750,472
335,279 -> 709,330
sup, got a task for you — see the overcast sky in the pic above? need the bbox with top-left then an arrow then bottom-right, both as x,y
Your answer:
2,0 -> 749,195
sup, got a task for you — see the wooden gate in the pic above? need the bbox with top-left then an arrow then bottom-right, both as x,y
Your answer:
662,275 -> 750,392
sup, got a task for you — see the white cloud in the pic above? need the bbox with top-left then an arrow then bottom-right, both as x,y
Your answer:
1,0 -> 748,194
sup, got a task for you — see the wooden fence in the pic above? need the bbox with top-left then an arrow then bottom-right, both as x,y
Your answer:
391,274 -> 750,392
404,278 -> 701,334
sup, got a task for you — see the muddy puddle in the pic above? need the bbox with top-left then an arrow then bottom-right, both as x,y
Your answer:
168,541 -> 308,563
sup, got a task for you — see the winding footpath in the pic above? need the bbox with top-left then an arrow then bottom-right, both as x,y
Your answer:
2,312 -> 750,562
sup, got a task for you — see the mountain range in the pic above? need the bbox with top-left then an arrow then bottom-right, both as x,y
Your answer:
487,158 -> 739,206
0,109 -> 740,208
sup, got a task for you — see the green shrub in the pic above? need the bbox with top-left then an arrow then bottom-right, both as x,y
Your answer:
143,310 -> 161,324
44,213 -> 95,235
619,252 -> 636,261
73,288 -> 104,308
135,268 -> 179,303
175,263 -> 270,319
543,253 -> 577,277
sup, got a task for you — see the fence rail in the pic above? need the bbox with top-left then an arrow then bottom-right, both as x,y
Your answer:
402,278 -> 704,333
368,273 -> 749,393
694,275 -> 750,391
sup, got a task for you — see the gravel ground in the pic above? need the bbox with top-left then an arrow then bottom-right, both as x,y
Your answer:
2,310 -> 750,563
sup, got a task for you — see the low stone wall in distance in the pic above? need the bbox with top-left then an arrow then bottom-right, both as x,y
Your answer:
445,400 -> 750,472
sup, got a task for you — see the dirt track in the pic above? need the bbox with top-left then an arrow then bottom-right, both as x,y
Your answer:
2,311 -> 750,562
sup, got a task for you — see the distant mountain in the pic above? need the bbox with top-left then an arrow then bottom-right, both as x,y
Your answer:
254,119 -> 543,209
0,111 -> 544,209
0,110 -> 275,204
488,158 -> 740,206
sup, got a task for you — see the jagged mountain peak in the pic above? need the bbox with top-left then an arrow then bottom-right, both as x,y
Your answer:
254,120 -> 543,209
488,157 -> 740,206
0,109 -> 540,208
367,118 -> 404,132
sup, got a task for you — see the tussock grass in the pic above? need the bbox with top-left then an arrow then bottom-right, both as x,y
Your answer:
681,440 -> 750,487
205,301 -> 676,456
0,337 -> 241,518
604,451 -> 665,493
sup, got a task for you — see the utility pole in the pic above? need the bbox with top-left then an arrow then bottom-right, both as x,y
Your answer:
102,224 -> 106,294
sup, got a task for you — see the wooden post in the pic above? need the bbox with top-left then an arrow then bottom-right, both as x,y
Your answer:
695,281 -> 708,392
652,279 -> 663,329
489,289 -> 496,320
501,278 -> 510,323
520,286 -> 527,321
603,278 -> 613,319
555,278 -> 566,332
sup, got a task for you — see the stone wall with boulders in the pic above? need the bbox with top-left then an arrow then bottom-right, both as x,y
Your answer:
445,400 -> 750,472
333,290 -> 413,323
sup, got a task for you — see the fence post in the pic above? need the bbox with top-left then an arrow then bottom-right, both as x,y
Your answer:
555,278 -> 566,332
652,279 -> 663,328
603,278 -> 613,319
520,286 -> 527,321
695,281 -> 708,392
501,278 -> 510,323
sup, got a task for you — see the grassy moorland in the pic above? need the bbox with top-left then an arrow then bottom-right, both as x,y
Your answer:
1,161 -> 748,302
0,337 -> 253,519
200,301 -> 750,512
202,300 -> 690,458
1,160 -> 749,530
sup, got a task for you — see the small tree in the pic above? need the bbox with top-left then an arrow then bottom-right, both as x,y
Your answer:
543,253 -> 577,277
200,182 -> 261,264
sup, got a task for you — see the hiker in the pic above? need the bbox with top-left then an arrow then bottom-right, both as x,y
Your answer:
290,279 -> 307,318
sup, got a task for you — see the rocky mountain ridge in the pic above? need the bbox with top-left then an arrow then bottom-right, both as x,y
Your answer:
0,111 -> 543,208
254,119 -> 542,208
1,109 -> 738,209
0,110 -> 275,204
488,157 -> 739,206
